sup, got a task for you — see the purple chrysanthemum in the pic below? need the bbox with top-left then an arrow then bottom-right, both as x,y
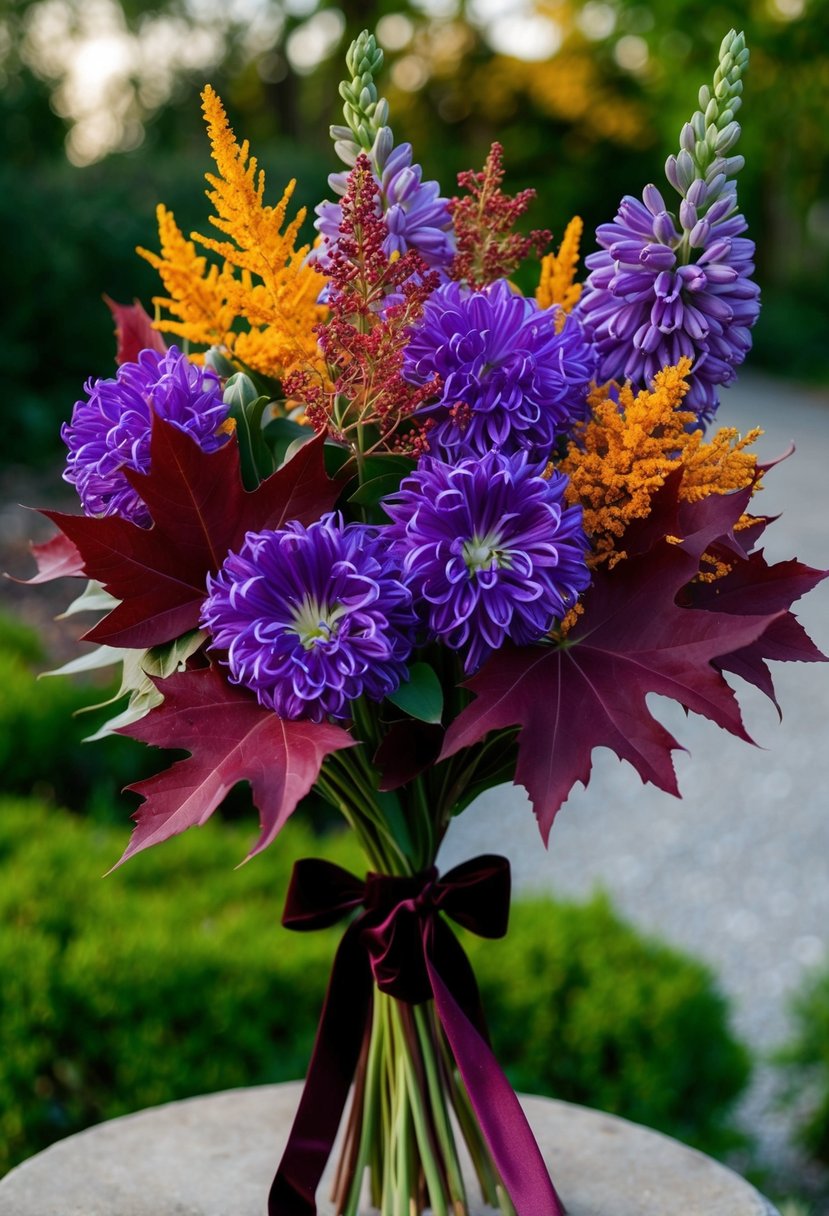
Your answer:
201,514 -> 416,722
384,450 -> 591,673
577,182 -> 760,421
315,141 -> 454,273
402,279 -> 596,460
62,346 -> 229,525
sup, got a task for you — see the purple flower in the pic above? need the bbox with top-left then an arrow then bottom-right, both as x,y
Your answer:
402,280 -> 596,460
315,141 -> 454,273
384,450 -> 591,673
577,182 -> 760,421
62,346 -> 229,525
201,514 -> 416,722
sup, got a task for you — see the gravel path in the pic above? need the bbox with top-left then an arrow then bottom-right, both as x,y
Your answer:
442,370 -> 829,1198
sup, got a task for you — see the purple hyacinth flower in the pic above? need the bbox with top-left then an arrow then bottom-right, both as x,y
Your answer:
402,279 -> 596,460
62,346 -> 229,526
577,182 -> 760,422
384,449 -> 591,673
201,514 -> 417,723
315,141 -> 454,273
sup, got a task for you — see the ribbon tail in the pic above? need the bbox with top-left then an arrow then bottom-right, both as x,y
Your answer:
269,924 -> 373,1216
427,957 -> 566,1216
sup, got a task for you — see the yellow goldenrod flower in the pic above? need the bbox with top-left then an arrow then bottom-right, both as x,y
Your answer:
536,216 -> 583,315
138,85 -> 325,384
561,358 -> 761,569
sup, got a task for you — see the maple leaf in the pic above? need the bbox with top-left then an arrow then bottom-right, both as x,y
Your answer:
43,421 -> 339,650
12,530 -> 85,584
104,296 -> 168,365
687,550 -> 827,711
442,490 -> 788,843
115,666 -> 353,866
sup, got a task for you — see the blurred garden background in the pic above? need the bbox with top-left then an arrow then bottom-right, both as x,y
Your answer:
2,0 -> 829,1211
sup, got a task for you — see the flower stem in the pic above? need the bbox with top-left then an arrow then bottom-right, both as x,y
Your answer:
412,1004 -> 467,1208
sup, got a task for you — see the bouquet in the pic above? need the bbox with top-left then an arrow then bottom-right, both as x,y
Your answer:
20,26 -> 826,1216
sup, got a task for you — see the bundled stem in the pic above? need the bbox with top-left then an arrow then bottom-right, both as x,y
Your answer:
333,990 -> 505,1216
315,740 -> 513,1216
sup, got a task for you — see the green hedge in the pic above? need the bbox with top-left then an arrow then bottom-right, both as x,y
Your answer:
0,613 -> 153,815
0,796 -> 750,1176
776,963 -> 829,1164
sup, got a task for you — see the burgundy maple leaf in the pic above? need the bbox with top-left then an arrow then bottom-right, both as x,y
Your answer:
115,666 -> 354,866
43,421 -> 340,650
104,296 -> 168,365
441,489 -> 793,842
687,549 -> 827,711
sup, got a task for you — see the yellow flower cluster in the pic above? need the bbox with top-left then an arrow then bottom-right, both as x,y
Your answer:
138,86 -> 324,382
536,216 -> 583,314
560,358 -> 762,569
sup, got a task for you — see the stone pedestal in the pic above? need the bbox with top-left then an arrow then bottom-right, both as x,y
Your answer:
0,1082 -> 778,1215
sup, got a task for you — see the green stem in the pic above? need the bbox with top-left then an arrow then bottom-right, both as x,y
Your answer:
412,1004 -> 467,1208
342,996 -> 385,1216
389,997 -> 449,1216
394,1048 -> 411,1216
433,1008 -> 502,1208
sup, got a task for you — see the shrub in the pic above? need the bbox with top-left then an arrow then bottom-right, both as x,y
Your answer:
0,613 -> 150,814
776,963 -> 829,1164
0,797 -> 751,1176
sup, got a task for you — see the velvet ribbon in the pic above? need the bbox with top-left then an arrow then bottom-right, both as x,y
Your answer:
268,854 -> 564,1216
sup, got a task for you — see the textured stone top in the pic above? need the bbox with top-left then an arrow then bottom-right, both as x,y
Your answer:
0,1082 -> 778,1216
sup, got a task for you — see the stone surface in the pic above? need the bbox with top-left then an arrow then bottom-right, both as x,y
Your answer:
0,1082 -> 778,1216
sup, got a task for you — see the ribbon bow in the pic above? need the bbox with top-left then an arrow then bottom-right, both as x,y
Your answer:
268,855 -> 564,1216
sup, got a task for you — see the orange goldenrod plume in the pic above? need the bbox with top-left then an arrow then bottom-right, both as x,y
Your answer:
137,204 -> 237,349
536,216 -> 583,313
561,358 -> 761,568
137,85 -> 324,383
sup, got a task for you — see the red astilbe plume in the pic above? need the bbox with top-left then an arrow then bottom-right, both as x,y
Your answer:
285,154 -> 440,456
450,143 -> 550,289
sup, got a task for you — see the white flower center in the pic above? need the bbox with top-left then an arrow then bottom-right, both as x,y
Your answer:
290,596 -> 345,649
462,530 -> 507,574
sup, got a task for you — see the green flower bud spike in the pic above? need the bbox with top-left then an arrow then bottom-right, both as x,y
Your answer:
665,29 -> 750,211
331,30 -> 393,171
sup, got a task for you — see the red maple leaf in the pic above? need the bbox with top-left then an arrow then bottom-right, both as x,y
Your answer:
441,490 -> 790,843
104,296 -> 167,365
687,549 -> 827,710
115,666 -> 354,866
13,531 -> 85,584
43,421 -> 339,650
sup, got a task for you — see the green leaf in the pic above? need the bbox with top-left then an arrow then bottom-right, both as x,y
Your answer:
225,374 -> 274,489
142,630 -> 207,680
386,663 -> 444,724
58,580 -> 119,619
362,454 -> 416,480
80,631 -> 206,740
322,440 -> 352,478
41,645 -> 129,680
204,346 -> 237,378
263,417 -> 315,468
348,472 -> 406,507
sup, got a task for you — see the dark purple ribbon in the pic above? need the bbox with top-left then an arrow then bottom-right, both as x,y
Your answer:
268,854 -> 564,1216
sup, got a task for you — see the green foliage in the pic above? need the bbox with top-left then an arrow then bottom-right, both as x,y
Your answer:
1,146 -> 329,468
0,797 -> 750,1176
0,798 -> 359,1174
775,962 -> 829,1164
466,897 -> 751,1157
0,612 -> 150,814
